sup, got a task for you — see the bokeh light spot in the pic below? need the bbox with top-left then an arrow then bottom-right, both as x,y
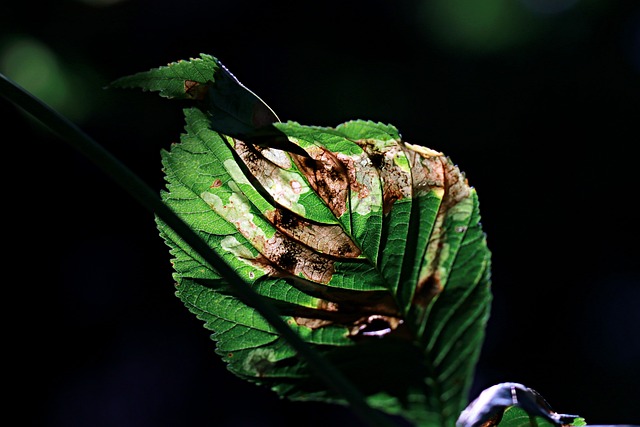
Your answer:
0,35 -> 89,121
417,0 -> 539,54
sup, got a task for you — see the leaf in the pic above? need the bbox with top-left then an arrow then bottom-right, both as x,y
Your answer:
111,54 -> 493,427
456,382 -> 585,427
108,53 -> 278,135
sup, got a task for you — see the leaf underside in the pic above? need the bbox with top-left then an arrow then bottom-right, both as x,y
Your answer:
111,54 -> 493,427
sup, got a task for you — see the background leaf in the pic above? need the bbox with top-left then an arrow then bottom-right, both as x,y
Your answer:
456,383 -> 585,427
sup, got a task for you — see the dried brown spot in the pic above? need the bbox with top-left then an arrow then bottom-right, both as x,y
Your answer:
290,301 -> 404,336
293,317 -> 334,329
184,80 -> 198,91
413,274 -> 443,308
210,179 -> 222,188
265,208 -> 361,258
275,241 -> 299,270
236,134 -> 360,260
274,208 -> 299,228
292,147 -> 349,218
405,147 -> 468,207
317,299 -> 339,312
235,139 -> 261,165
277,284 -> 408,339
337,242 -> 356,257
357,140 -> 412,214
368,152 -> 384,169
407,146 -> 472,304
232,139 -> 308,214
184,80 -> 209,100
402,145 -> 445,195
480,412 -> 503,427
335,152 -> 364,197
349,314 -> 404,338
258,232 -> 335,284
440,157 -> 470,209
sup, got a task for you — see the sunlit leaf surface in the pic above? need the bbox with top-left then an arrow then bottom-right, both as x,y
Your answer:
111,54 -> 493,426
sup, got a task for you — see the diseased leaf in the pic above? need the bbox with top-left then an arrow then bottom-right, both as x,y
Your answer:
112,54 -> 493,427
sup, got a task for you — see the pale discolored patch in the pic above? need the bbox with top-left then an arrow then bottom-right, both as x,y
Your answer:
232,139 -> 308,217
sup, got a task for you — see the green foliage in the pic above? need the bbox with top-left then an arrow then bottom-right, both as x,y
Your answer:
110,54 -> 492,426
456,382 -> 587,427
497,407 -> 586,427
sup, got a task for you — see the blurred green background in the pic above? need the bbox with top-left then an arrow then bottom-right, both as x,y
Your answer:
3,0 -> 639,426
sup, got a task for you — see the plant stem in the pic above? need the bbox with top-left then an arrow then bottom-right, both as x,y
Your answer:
0,73 -> 399,427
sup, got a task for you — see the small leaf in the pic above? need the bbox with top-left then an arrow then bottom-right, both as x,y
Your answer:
109,53 -> 280,137
456,382 -> 583,427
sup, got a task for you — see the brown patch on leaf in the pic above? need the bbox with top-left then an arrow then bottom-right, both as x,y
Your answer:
357,140 -> 412,215
258,231 -> 335,284
234,138 -> 269,174
265,208 -> 361,258
281,281 -> 403,334
232,139 -> 310,214
317,299 -> 339,312
480,413 -> 503,427
291,304 -> 405,336
210,179 -> 222,188
273,276 -> 400,321
292,147 -> 349,219
413,274 -> 443,308
279,282 -> 407,339
184,80 -> 209,100
335,152 -> 371,201
293,317 -> 334,329
440,157 -> 470,209
403,143 -> 469,206
404,142 -> 472,305
349,314 -> 404,338
402,144 -> 445,196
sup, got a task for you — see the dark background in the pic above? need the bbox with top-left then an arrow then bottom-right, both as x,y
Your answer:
3,1 -> 639,426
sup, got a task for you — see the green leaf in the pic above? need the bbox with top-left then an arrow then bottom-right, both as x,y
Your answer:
108,53 -> 280,138
112,54 -> 493,427
499,407 -> 556,427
